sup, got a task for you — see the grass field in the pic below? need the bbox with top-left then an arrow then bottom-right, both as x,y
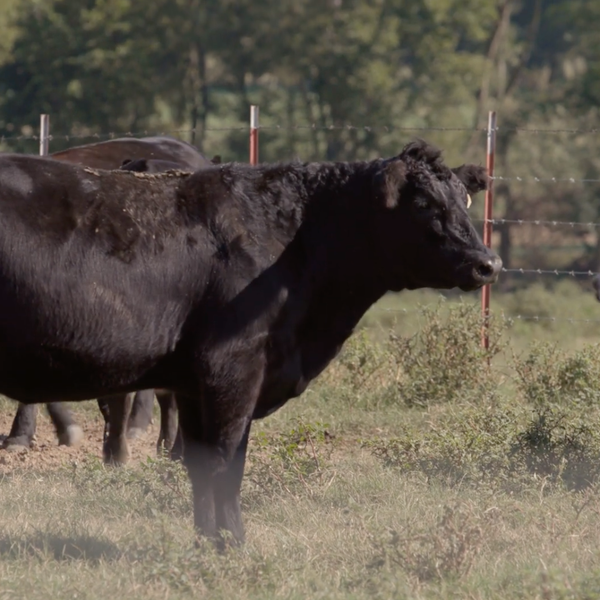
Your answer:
2,282 -> 600,599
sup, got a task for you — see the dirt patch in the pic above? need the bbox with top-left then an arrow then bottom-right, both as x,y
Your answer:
0,406 -> 160,474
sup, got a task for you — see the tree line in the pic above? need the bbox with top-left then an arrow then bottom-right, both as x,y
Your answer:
0,0 -> 599,274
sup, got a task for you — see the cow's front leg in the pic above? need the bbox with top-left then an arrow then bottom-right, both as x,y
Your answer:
176,386 -> 257,548
3,403 -> 38,451
176,394 -> 217,538
214,423 -> 251,547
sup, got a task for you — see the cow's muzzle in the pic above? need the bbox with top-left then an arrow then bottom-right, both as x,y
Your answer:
458,253 -> 503,291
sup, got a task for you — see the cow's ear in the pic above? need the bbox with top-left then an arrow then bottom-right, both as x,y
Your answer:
452,164 -> 489,195
375,159 -> 407,209
121,158 -> 148,172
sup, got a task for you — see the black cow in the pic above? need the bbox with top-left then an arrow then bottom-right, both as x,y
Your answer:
2,137 -> 209,458
0,141 -> 501,547
50,136 -> 213,170
3,389 -> 158,454
97,388 -> 180,464
2,401 -> 84,450
120,158 -> 192,173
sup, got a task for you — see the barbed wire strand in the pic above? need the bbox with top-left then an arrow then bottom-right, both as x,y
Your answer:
479,218 -> 600,228
501,268 -> 597,277
2,123 -> 600,143
370,306 -> 600,324
491,175 -> 600,184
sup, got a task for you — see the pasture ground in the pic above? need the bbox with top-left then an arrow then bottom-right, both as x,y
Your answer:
2,281 -> 600,599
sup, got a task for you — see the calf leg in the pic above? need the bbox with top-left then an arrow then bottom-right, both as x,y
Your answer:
102,393 -> 133,465
46,402 -> 84,447
2,403 -> 38,451
127,389 -> 155,439
156,390 -> 178,456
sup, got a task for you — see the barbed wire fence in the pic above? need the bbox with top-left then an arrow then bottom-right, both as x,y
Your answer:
7,109 -> 600,337
4,123 -> 600,143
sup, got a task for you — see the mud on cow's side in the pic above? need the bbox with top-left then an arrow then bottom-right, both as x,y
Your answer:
2,136 -> 215,461
0,140 -> 500,547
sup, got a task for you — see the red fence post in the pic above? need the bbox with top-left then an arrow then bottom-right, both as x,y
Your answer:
250,105 -> 259,165
481,110 -> 496,350
39,114 -> 50,156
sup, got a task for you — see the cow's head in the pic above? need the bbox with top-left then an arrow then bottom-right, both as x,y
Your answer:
120,158 -> 149,172
370,140 -> 502,292
120,158 -> 186,173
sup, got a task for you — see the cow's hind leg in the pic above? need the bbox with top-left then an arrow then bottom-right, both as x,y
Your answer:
46,402 -> 84,447
156,390 -> 178,457
127,389 -> 155,439
2,403 -> 38,452
102,393 -> 133,465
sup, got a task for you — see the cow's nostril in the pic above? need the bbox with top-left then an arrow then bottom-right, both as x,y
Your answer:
477,261 -> 495,279
474,256 -> 502,282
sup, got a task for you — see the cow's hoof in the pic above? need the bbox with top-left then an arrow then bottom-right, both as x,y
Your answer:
103,451 -> 130,466
126,427 -> 145,440
2,439 -> 30,453
57,425 -> 84,447
103,438 -> 130,466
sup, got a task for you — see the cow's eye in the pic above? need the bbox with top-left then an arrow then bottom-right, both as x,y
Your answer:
416,201 -> 433,213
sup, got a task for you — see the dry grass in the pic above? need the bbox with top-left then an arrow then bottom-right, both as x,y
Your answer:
2,287 -> 600,599
3,436 -> 600,599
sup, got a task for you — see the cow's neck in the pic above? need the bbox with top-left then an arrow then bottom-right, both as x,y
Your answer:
293,160 -> 377,232
274,163 -> 391,371
236,160 -> 379,248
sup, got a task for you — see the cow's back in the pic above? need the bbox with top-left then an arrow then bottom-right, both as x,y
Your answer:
50,137 -> 212,170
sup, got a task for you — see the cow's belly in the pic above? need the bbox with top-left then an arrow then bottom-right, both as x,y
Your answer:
0,343 -> 158,402
0,292 -> 179,402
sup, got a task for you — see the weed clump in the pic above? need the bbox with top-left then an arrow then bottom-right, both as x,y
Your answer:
387,301 -> 506,408
362,505 -> 488,585
245,420 -> 335,501
514,341 -> 600,407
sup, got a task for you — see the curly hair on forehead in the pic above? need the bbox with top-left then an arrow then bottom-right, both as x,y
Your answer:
398,139 -> 453,181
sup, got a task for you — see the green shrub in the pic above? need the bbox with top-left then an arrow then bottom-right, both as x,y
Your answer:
365,402 -> 600,492
514,342 -> 600,407
314,330 -> 394,409
387,300 -> 506,408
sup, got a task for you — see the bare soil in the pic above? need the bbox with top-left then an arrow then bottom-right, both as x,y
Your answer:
0,406 -> 159,474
